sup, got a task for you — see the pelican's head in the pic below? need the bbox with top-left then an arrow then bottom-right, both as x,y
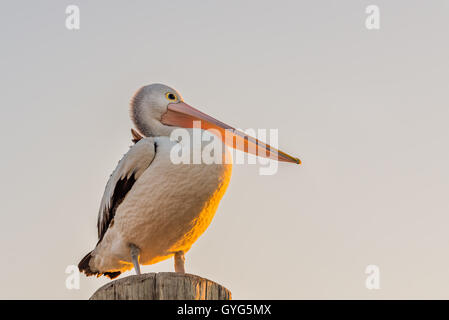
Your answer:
130,83 -> 184,137
130,83 -> 300,164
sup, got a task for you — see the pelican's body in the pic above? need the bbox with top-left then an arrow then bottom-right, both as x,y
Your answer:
79,83 -> 299,279
91,135 -> 231,274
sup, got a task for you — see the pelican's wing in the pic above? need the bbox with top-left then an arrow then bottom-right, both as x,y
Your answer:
131,128 -> 144,144
97,137 -> 156,242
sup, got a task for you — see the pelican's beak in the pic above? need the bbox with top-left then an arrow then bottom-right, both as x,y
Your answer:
161,101 -> 301,164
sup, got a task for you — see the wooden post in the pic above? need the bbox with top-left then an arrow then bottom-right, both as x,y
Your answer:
90,272 -> 232,300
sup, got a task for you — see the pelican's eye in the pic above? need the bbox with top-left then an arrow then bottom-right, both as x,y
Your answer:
165,92 -> 177,101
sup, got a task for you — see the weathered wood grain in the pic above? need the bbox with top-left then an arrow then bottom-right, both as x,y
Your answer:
90,272 -> 232,300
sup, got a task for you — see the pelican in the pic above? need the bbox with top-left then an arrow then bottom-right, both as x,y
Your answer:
78,83 -> 300,279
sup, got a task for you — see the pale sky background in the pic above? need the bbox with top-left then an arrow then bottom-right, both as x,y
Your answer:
0,1 -> 448,299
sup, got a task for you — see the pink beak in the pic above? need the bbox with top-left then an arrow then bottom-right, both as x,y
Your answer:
161,101 -> 301,164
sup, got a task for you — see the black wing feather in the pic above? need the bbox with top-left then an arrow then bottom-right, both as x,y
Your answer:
97,172 -> 137,243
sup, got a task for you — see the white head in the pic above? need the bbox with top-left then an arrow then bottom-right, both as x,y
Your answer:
130,83 -> 183,137
129,83 -> 300,164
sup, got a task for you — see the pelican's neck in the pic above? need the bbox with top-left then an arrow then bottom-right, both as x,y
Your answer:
131,103 -> 174,137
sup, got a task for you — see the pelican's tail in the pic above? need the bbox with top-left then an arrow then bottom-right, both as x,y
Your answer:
78,251 -> 121,280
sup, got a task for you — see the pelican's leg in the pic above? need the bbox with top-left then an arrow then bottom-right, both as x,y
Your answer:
129,244 -> 141,275
174,251 -> 185,273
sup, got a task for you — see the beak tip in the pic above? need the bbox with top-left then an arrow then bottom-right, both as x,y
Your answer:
288,156 -> 301,165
